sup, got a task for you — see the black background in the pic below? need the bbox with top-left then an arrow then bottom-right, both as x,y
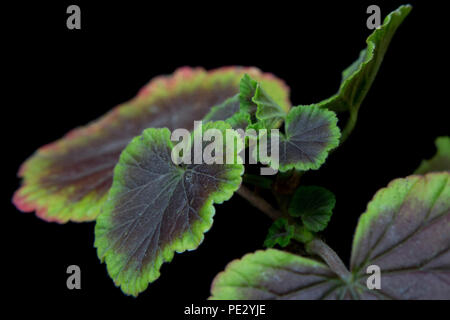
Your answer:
4,0 -> 448,314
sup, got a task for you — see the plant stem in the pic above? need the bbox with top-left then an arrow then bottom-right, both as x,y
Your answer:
306,238 -> 351,281
340,110 -> 358,144
238,185 -> 351,280
237,185 -> 283,220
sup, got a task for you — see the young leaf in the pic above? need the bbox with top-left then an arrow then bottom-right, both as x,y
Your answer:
250,82 -> 287,130
239,73 -> 258,114
264,218 -> 295,248
239,74 -> 288,130
224,111 -> 252,131
13,66 -> 289,223
289,186 -> 336,232
210,172 -> 450,299
317,5 -> 412,141
95,121 -> 244,296
210,249 -> 340,300
258,105 -> 340,172
206,73 -> 291,131
415,136 -> 450,174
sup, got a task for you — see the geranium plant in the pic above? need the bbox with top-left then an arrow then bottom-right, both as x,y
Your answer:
13,5 -> 450,299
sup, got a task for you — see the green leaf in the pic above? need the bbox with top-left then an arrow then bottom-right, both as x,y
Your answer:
210,249 -> 340,300
258,105 -> 340,172
250,82 -> 287,130
240,74 -> 289,130
13,67 -> 288,223
264,218 -> 295,248
317,5 -> 412,142
415,136 -> 450,174
95,121 -> 244,296
239,74 -> 258,114
350,172 -> 450,299
224,111 -> 252,131
210,172 -> 450,300
289,186 -> 336,232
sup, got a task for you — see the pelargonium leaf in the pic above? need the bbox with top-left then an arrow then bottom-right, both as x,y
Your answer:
289,186 -> 336,232
205,73 -> 291,131
249,82 -> 288,130
258,105 -> 340,172
210,249 -> 340,300
415,136 -> 450,174
95,121 -> 244,296
239,74 -> 258,114
264,218 -> 295,248
224,111 -> 252,131
13,66 -> 289,223
211,172 -> 450,300
239,74 -> 288,130
350,172 -> 450,299
317,5 -> 412,141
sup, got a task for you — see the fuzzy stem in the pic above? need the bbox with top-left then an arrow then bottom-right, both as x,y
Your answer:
306,238 -> 351,281
237,185 -> 282,220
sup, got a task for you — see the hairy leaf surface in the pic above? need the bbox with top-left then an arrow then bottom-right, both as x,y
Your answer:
13,67 -> 289,222
95,122 -> 244,296
211,172 -> 450,300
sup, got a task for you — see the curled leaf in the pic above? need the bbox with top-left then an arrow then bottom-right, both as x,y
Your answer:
13,67 -> 289,223
250,81 -> 287,130
318,5 -> 412,141
239,74 -> 258,114
264,218 -> 295,248
95,121 -> 244,296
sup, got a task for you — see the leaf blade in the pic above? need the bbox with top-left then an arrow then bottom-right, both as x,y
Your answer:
95,122 -> 244,296
13,67 -> 289,223
259,105 -> 341,172
318,5 -> 412,141
351,172 -> 450,299
210,249 -> 341,300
